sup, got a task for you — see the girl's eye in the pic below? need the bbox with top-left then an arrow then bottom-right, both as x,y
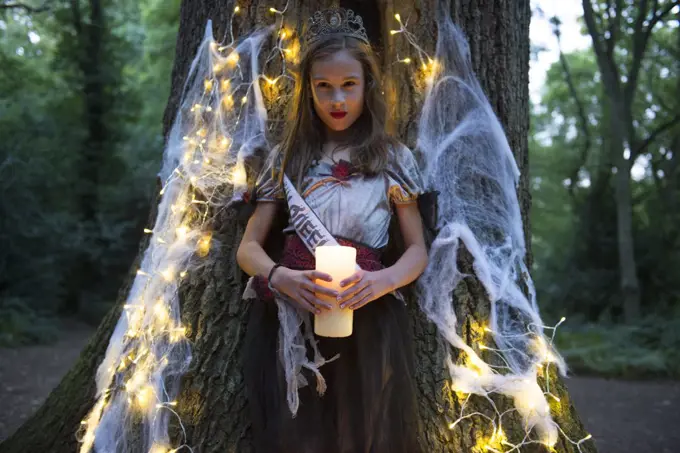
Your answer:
344,81 -> 356,87
317,82 -> 330,88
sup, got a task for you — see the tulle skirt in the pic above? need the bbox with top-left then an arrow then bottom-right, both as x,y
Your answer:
242,292 -> 422,453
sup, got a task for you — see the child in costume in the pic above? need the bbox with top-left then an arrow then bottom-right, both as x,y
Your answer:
237,7 -> 428,453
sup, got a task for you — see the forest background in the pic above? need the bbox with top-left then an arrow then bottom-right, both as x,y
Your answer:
1,0 -> 679,381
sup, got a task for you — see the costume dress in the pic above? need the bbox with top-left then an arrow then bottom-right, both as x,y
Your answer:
242,143 -> 425,453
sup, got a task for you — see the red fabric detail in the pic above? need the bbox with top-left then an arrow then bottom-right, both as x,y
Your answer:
330,159 -> 357,181
251,235 -> 384,302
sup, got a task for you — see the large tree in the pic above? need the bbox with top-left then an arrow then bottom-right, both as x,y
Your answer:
1,1 -> 595,452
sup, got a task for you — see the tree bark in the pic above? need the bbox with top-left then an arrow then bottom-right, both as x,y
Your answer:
1,1 -> 594,452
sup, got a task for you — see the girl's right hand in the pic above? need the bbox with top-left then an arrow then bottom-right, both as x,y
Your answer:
269,267 -> 338,314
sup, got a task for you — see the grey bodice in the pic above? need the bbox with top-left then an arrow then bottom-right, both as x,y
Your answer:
255,143 -> 424,249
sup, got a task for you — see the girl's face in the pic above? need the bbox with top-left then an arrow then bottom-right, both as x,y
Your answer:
310,49 -> 365,135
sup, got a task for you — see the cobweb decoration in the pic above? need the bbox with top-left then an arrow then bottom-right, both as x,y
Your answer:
77,21 -> 272,453
400,10 -> 568,446
75,7 -> 589,453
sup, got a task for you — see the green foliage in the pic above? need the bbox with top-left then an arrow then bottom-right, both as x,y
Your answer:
0,0 -> 179,335
530,6 -> 680,324
556,315 -> 680,379
0,298 -> 59,346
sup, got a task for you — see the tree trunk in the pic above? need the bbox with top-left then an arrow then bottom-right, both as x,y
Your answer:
61,0 -> 108,314
1,1 -> 595,452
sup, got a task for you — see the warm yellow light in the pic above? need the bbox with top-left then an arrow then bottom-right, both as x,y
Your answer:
154,301 -> 169,322
180,270 -> 188,278
220,79 -> 231,93
196,127 -> 208,138
283,39 -> 300,64
269,7 -> 278,13
394,13 -> 401,22
176,225 -> 189,239
401,57 -> 411,64
223,94 -> 234,110
390,30 -> 399,35
241,96 -> 247,104
233,5 -> 240,13
170,326 -> 187,342
226,51 -> 239,67
161,267 -> 175,282
190,103 -> 202,112
144,228 -> 153,234
204,78 -> 213,92
136,385 -> 155,409
231,164 -> 248,186
219,135 -> 231,149
197,232 -> 212,257
280,30 -> 287,39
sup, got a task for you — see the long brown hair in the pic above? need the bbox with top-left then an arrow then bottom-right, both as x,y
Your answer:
275,34 -> 395,189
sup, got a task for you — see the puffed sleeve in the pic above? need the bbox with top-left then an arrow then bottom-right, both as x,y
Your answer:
386,143 -> 425,205
255,147 -> 285,202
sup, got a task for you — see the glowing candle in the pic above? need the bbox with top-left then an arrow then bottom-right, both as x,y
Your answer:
314,245 -> 356,337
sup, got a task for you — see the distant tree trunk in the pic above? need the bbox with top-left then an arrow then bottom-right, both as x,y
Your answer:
1,1 -> 594,452
61,0 -> 107,314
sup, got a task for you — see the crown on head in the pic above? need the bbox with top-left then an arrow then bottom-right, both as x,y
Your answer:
303,7 -> 369,48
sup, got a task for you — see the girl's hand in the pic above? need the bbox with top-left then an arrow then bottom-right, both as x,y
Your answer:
337,269 -> 393,310
270,267 -> 338,314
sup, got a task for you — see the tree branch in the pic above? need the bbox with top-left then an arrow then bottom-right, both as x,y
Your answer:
606,0 -> 624,58
633,113 -> 680,158
553,21 -> 592,197
582,0 -> 620,95
0,1 -> 51,13
626,0 -> 680,104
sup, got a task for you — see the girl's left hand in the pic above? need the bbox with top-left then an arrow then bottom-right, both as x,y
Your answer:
336,269 -> 393,310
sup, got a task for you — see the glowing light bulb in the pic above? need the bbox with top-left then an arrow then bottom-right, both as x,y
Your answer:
226,51 -> 239,67
197,232 -> 212,257
161,267 -> 175,282
390,30 -> 399,35
219,135 -> 231,150
204,78 -> 213,92
231,164 -> 247,186
223,94 -> 234,110
220,79 -> 231,93
144,228 -> 153,234
394,13 -> 401,22
136,385 -> 155,409
176,226 -> 189,239
233,5 -> 240,13
400,57 -> 411,64
241,96 -> 247,104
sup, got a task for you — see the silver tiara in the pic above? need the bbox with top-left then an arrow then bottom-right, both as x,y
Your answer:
303,8 -> 369,48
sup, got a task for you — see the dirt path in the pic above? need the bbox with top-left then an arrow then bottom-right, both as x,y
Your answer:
1,322 -> 679,452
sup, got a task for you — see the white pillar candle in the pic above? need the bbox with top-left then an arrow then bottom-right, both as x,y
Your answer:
314,245 -> 356,337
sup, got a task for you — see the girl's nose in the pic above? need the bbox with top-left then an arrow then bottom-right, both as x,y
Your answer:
331,89 -> 345,105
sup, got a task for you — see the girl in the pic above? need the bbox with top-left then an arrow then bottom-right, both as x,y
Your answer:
237,8 -> 428,453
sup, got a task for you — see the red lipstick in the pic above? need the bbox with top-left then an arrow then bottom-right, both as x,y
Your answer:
330,111 -> 347,119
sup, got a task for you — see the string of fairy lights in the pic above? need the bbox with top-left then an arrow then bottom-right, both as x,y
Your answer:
75,4 -> 594,453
